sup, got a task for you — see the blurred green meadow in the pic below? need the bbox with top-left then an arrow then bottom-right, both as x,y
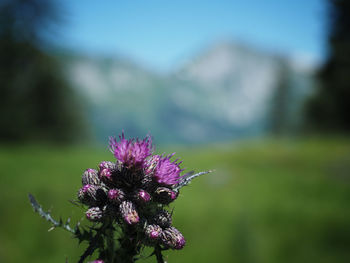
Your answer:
1,137 -> 350,263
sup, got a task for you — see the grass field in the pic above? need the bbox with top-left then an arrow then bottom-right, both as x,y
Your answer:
1,137 -> 350,263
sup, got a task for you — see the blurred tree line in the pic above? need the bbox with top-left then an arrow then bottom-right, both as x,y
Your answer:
305,0 -> 350,133
0,0 -> 86,143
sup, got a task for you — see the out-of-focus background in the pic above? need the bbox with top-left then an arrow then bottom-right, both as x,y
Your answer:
1,0 -> 350,262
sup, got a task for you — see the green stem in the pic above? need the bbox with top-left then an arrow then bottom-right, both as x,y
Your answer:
106,224 -> 115,263
116,226 -> 139,263
154,245 -> 166,263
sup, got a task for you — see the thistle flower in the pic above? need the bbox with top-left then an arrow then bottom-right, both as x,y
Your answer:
98,161 -> 116,171
78,184 -> 108,207
108,188 -> 125,203
119,201 -> 139,225
30,132 -> 210,263
161,227 -> 186,250
86,207 -> 103,222
82,168 -> 100,185
153,209 -> 172,228
153,186 -> 178,204
109,133 -> 152,169
78,184 -> 98,205
145,224 -> 162,240
99,168 -> 112,180
135,189 -> 151,203
153,154 -> 183,186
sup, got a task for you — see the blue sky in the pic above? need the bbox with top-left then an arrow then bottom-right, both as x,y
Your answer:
57,0 -> 327,71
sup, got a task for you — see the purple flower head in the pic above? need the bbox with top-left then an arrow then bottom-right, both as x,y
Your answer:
99,168 -> 111,180
154,187 -> 179,204
145,224 -> 162,240
82,169 -> 100,186
170,191 -> 177,200
119,201 -> 139,225
138,189 -> 151,202
109,132 -> 153,169
78,184 -> 96,202
153,154 -> 183,186
98,161 -> 115,171
108,189 -> 120,200
108,188 -> 125,203
86,207 -> 103,222
175,235 -> 186,249
150,230 -> 159,239
82,184 -> 92,192
161,227 -> 186,250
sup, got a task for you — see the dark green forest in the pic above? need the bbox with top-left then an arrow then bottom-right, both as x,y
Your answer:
0,0 -> 85,143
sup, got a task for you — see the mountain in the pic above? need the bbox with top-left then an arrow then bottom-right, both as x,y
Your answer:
169,42 -> 280,141
59,41 -> 316,144
59,53 -> 169,142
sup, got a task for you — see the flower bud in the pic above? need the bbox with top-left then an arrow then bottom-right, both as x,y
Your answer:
161,227 -> 185,250
78,184 -> 98,205
134,189 -> 151,203
145,224 -> 162,240
108,188 -> 125,203
82,168 -> 100,185
153,209 -> 172,228
98,161 -> 115,171
119,201 -> 139,225
78,184 -> 107,206
153,187 -> 178,204
86,207 -> 103,222
99,168 -> 112,181
88,260 -> 104,263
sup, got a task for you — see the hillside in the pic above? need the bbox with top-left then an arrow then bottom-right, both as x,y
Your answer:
59,42 -> 316,143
